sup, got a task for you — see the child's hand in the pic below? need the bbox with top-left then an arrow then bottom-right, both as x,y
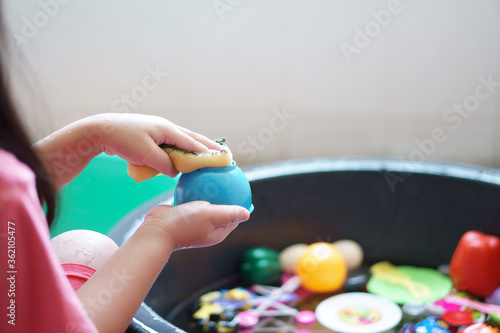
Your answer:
36,113 -> 225,189
93,113 -> 224,178
143,201 -> 250,250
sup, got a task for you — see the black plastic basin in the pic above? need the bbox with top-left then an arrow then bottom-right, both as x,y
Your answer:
108,158 -> 500,332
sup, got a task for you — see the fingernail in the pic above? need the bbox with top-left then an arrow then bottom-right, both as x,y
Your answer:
239,210 -> 250,223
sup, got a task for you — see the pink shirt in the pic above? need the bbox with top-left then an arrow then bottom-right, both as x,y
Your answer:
0,149 -> 97,333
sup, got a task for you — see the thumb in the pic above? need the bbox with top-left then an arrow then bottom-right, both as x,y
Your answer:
176,201 -> 250,226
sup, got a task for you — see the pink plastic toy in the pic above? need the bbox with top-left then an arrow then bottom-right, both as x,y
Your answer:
446,295 -> 500,315
237,311 -> 260,328
236,275 -> 317,331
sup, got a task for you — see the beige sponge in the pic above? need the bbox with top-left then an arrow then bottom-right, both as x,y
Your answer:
127,139 -> 233,182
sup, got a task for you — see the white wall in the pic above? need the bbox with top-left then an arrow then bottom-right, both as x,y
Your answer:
4,0 -> 500,168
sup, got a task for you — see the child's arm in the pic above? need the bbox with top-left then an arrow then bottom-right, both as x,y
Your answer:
76,201 -> 250,333
34,113 -> 224,191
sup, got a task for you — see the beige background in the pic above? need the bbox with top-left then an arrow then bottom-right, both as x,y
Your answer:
4,0 -> 500,168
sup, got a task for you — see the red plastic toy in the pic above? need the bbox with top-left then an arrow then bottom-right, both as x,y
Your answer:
449,231 -> 500,297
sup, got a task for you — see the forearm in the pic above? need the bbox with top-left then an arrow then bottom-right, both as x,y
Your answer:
34,117 -> 104,191
75,220 -> 175,333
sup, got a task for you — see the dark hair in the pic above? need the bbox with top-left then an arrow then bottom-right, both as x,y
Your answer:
0,7 -> 56,224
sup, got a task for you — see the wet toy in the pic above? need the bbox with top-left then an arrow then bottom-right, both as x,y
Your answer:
61,263 -> 96,291
401,302 -> 430,324
444,295 -> 500,315
279,243 -> 308,274
399,323 -> 414,332
458,323 -> 500,333
486,288 -> 500,306
241,247 -> 282,285
431,297 -> 466,315
486,313 -> 500,328
343,266 -> 371,292
236,276 -> 316,331
332,239 -> 364,271
279,239 -> 363,276
427,292 -> 485,325
295,242 -> 347,293
367,261 -> 452,304
412,317 -> 450,333
192,287 -> 255,331
370,261 -> 431,299
441,310 -> 474,327
174,161 -> 254,212
316,292 -> 402,333
449,231 -> 500,297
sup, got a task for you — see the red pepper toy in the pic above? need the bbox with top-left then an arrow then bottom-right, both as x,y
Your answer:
449,231 -> 500,297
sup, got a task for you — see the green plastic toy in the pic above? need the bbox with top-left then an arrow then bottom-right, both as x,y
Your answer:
241,247 -> 282,285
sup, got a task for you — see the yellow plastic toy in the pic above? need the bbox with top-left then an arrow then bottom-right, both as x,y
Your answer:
369,261 -> 431,299
295,242 -> 347,293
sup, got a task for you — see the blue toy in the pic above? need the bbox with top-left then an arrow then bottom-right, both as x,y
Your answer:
400,316 -> 450,333
174,161 -> 254,212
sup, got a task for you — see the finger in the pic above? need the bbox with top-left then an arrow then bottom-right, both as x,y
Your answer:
161,129 -> 213,154
140,139 -> 179,178
176,126 -> 226,151
180,201 -> 250,226
201,203 -> 250,227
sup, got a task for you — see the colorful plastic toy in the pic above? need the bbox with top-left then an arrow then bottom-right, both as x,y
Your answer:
236,276 -> 316,331
486,313 -> 500,328
367,262 -> 452,304
192,276 -> 315,332
458,323 -> 500,333
279,243 -> 308,274
316,292 -> 402,333
174,161 -> 254,212
279,239 -> 363,276
445,295 -> 500,315
486,288 -> 500,306
370,261 -> 431,299
427,292 -> 486,325
193,287 -> 254,331
441,310 -> 474,327
332,239 -> 364,271
449,231 -> 500,297
414,316 -> 450,333
241,247 -> 282,285
400,317 -> 451,333
295,242 -> 347,293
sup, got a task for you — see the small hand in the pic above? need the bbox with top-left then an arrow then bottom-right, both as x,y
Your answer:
143,201 -> 250,251
93,113 -> 225,177
36,113 -> 226,189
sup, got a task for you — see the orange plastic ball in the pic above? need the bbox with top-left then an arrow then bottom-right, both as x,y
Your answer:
295,242 -> 347,293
